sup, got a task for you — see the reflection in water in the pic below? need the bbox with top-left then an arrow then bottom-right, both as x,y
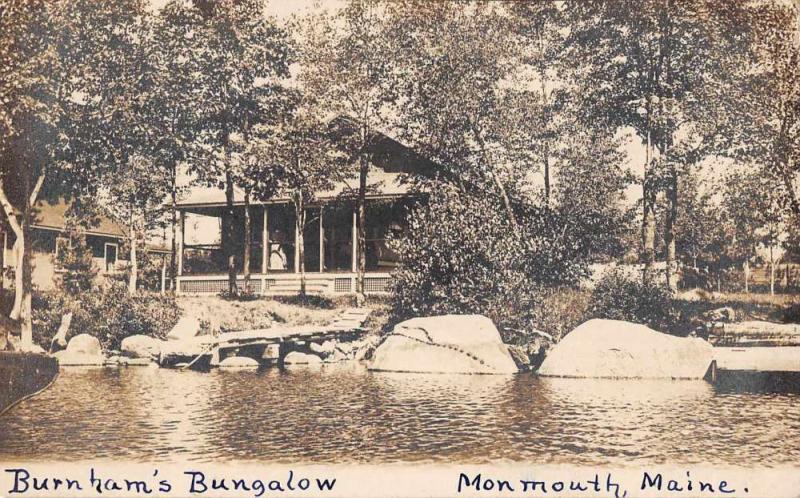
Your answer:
1,368 -> 798,465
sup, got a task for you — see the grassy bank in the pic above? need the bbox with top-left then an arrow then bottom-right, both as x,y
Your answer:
178,294 -> 392,335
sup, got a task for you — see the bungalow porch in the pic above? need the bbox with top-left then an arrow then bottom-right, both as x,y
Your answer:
175,190 -> 413,296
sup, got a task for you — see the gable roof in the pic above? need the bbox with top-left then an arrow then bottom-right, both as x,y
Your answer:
30,199 -> 125,238
176,116 -> 438,209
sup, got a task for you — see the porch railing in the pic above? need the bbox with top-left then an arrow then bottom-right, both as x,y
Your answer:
176,272 -> 392,296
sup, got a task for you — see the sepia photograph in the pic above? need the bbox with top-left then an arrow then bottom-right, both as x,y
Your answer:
0,0 -> 799,496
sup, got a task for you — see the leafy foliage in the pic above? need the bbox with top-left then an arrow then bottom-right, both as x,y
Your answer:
32,283 -> 181,351
55,233 -> 96,295
586,268 -> 679,332
391,188 -> 592,339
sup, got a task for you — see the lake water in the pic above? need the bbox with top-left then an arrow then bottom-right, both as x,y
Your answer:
1,365 -> 799,465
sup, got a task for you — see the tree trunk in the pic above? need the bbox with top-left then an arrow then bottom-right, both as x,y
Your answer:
537,28 -> 551,206
355,155 -> 368,305
128,224 -> 138,296
295,194 -> 306,297
243,191 -> 251,294
664,168 -> 678,292
11,218 -> 33,348
0,172 -> 42,350
225,170 -> 237,296
642,123 -> 656,284
170,164 -> 177,294
0,225 -> 4,295
743,260 -> 750,294
770,245 -> 775,296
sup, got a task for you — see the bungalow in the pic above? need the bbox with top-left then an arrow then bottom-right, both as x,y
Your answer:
174,119 -> 434,295
1,199 -> 168,291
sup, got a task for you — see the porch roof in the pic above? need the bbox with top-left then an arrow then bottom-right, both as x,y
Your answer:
176,170 -> 415,210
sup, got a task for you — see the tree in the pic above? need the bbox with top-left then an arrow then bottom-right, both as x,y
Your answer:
65,0 -> 168,296
388,1 -> 523,226
564,0 -> 749,289
0,0 -> 84,348
253,105 -> 345,295
187,0 -> 292,296
731,2 -> 799,226
722,169 -> 789,295
300,0 -> 398,303
507,2 -> 566,206
149,0 -> 207,292
107,155 -> 170,295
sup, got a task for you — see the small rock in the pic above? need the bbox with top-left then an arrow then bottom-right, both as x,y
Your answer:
121,335 -> 164,360
159,336 -> 213,367
507,345 -> 530,371
353,335 -> 382,361
121,357 -> 153,366
284,351 -> 323,365
703,307 -> 736,323
261,344 -> 281,360
335,342 -> 356,355
324,349 -> 347,363
105,355 -> 122,366
219,356 -> 260,369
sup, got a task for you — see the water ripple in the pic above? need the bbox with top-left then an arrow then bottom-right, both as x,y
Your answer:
0,368 -> 797,464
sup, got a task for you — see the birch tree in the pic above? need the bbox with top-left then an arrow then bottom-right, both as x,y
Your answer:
0,0 -> 74,348
189,0 -> 291,296
300,0 -> 397,303
253,107 -> 344,296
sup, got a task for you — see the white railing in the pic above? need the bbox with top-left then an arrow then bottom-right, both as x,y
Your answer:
176,272 -> 393,296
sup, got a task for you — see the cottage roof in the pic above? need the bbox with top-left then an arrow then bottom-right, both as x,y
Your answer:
176,116 -> 437,210
31,199 -> 125,238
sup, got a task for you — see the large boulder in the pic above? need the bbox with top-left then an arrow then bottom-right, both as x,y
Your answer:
54,334 -> 105,366
538,319 -> 713,379
369,315 -> 519,375
66,334 -> 102,356
121,335 -> 164,360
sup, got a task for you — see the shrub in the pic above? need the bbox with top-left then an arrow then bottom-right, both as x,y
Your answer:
55,232 -> 96,294
32,283 -> 181,351
391,190 -> 590,342
586,268 -> 679,332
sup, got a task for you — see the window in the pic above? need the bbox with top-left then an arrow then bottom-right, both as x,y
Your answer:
104,243 -> 118,272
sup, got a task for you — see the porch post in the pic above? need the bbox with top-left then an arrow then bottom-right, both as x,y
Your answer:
351,208 -> 357,273
261,205 -> 268,274
319,207 -> 324,273
160,256 -> 167,295
294,211 -> 300,273
177,210 -> 185,277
